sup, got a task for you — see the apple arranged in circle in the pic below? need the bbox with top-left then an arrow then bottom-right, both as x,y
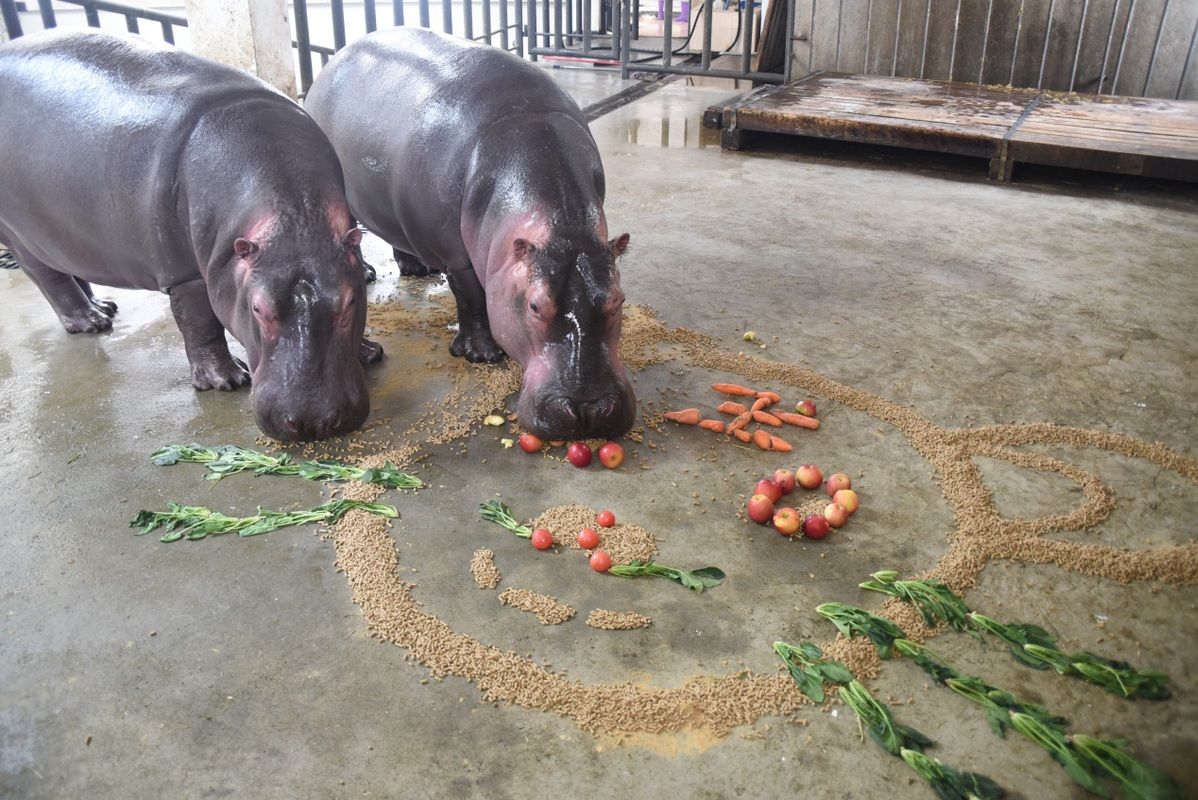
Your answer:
566,442 -> 593,468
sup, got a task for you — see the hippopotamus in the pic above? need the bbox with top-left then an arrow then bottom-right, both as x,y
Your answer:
305,28 -> 635,439
0,30 -> 382,442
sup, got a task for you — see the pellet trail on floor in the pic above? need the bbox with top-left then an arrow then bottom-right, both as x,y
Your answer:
587,610 -> 653,630
498,588 -> 576,625
470,548 -> 501,589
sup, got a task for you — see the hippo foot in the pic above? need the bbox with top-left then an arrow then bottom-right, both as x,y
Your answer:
90,296 -> 118,318
191,356 -> 251,392
395,249 -> 436,277
60,307 -> 114,334
450,329 -> 505,364
361,255 -> 377,284
359,337 -> 384,365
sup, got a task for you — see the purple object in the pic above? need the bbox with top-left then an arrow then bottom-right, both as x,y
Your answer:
656,0 -> 690,22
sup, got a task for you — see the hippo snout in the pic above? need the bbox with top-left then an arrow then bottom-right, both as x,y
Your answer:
253,378 -> 369,442
525,384 -> 636,440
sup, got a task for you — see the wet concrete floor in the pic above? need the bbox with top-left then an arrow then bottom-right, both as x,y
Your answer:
1,71 -> 1196,799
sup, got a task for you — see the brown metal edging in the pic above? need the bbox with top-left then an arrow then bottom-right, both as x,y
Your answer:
989,92 -> 1044,182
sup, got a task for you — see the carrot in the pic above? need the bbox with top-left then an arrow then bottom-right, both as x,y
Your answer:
752,429 -> 773,450
664,408 -> 701,425
750,396 -> 771,413
717,401 -> 748,415
756,391 -> 782,404
776,411 -> 821,430
768,434 -> 793,452
726,411 -> 753,433
698,419 -> 726,433
753,410 -> 782,427
732,429 -> 752,443
712,383 -> 757,397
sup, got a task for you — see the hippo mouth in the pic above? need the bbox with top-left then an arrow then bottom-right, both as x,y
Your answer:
523,386 -> 636,440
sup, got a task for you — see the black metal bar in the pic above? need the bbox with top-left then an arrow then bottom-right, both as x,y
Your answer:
161,21 -> 174,43
1111,0 -> 1136,94
499,0 -> 508,48
393,0 -> 405,25
1008,0 -> 1024,86
1069,0 -> 1089,91
782,0 -> 794,81
663,0 -> 673,66
609,0 -> 619,58
741,0 -> 752,76
37,0 -> 56,28
1098,0 -> 1120,94
540,0 -> 549,49
526,0 -> 536,58
483,0 -> 492,41
125,13 -> 139,33
514,0 -> 522,55
632,61 -> 786,82
700,0 -> 712,69
443,0 -> 453,33
1178,13 -> 1198,100
564,0 -> 571,46
584,0 -> 592,52
365,0 -> 378,32
83,2 -> 101,27
632,0 -> 638,40
332,0 -> 347,48
1142,0 -> 1169,95
321,51 -> 329,65
294,0 -> 315,94
0,0 -> 22,38
1037,0 -> 1055,89
620,0 -> 630,76
58,0 -> 182,26
554,0 -> 563,49
419,0 -> 430,28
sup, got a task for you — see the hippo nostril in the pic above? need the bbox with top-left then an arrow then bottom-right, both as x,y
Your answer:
552,397 -> 578,421
283,415 -> 300,433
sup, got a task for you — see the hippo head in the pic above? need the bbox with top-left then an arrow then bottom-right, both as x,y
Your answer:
488,231 -> 635,440
226,222 -> 369,442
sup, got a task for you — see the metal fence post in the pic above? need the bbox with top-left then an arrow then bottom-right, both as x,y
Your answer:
294,0 -> 315,93
37,0 -> 57,28
365,0 -> 377,32
526,0 -> 537,59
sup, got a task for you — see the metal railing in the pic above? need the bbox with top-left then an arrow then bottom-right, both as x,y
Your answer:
0,0 -> 186,43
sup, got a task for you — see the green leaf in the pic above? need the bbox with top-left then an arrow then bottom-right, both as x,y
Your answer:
818,661 -> 855,684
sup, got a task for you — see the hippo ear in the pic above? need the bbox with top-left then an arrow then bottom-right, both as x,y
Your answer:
234,238 -> 260,259
609,233 -> 631,257
341,228 -> 363,248
513,238 -> 537,262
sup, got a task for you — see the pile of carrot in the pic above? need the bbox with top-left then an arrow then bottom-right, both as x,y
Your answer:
663,383 -> 820,452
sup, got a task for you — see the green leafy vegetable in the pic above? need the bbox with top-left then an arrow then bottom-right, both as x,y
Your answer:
815,602 -> 905,658
1008,713 -> 1110,798
1071,735 -> 1183,800
773,640 -> 853,703
859,570 -> 978,638
900,749 -> 1007,800
131,499 -> 397,542
838,679 -> 934,756
478,500 -> 533,538
151,443 -> 422,490
608,561 -> 725,593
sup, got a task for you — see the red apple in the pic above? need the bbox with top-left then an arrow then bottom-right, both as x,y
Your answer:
824,503 -> 849,528
518,433 -> 543,453
826,472 -> 852,495
577,527 -> 600,549
566,442 -> 592,468
796,399 -> 817,417
772,506 -> 801,536
595,510 -> 616,528
531,528 -> 554,550
754,479 -> 783,504
796,464 -> 823,490
833,489 -> 860,515
771,469 -> 796,495
597,441 -> 625,469
746,494 -> 775,525
589,550 -> 612,572
802,514 -> 830,540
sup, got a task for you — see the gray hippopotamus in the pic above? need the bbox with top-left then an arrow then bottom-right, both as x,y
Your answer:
306,28 -> 635,440
0,30 -> 382,442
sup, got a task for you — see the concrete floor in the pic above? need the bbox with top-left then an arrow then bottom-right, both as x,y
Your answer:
2,70 -> 1197,799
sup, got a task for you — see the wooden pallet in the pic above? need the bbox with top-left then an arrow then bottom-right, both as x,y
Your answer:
702,73 -> 1198,183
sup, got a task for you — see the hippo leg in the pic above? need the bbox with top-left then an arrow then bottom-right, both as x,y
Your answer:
446,267 -> 505,364
15,251 -> 113,334
394,248 -> 437,277
75,278 -> 118,318
359,337 -> 384,365
167,277 -> 252,391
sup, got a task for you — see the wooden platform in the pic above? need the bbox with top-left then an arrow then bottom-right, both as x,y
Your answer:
702,73 -> 1198,183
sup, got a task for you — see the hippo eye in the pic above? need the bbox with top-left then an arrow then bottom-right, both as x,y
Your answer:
529,302 -> 539,313
252,303 -> 261,314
